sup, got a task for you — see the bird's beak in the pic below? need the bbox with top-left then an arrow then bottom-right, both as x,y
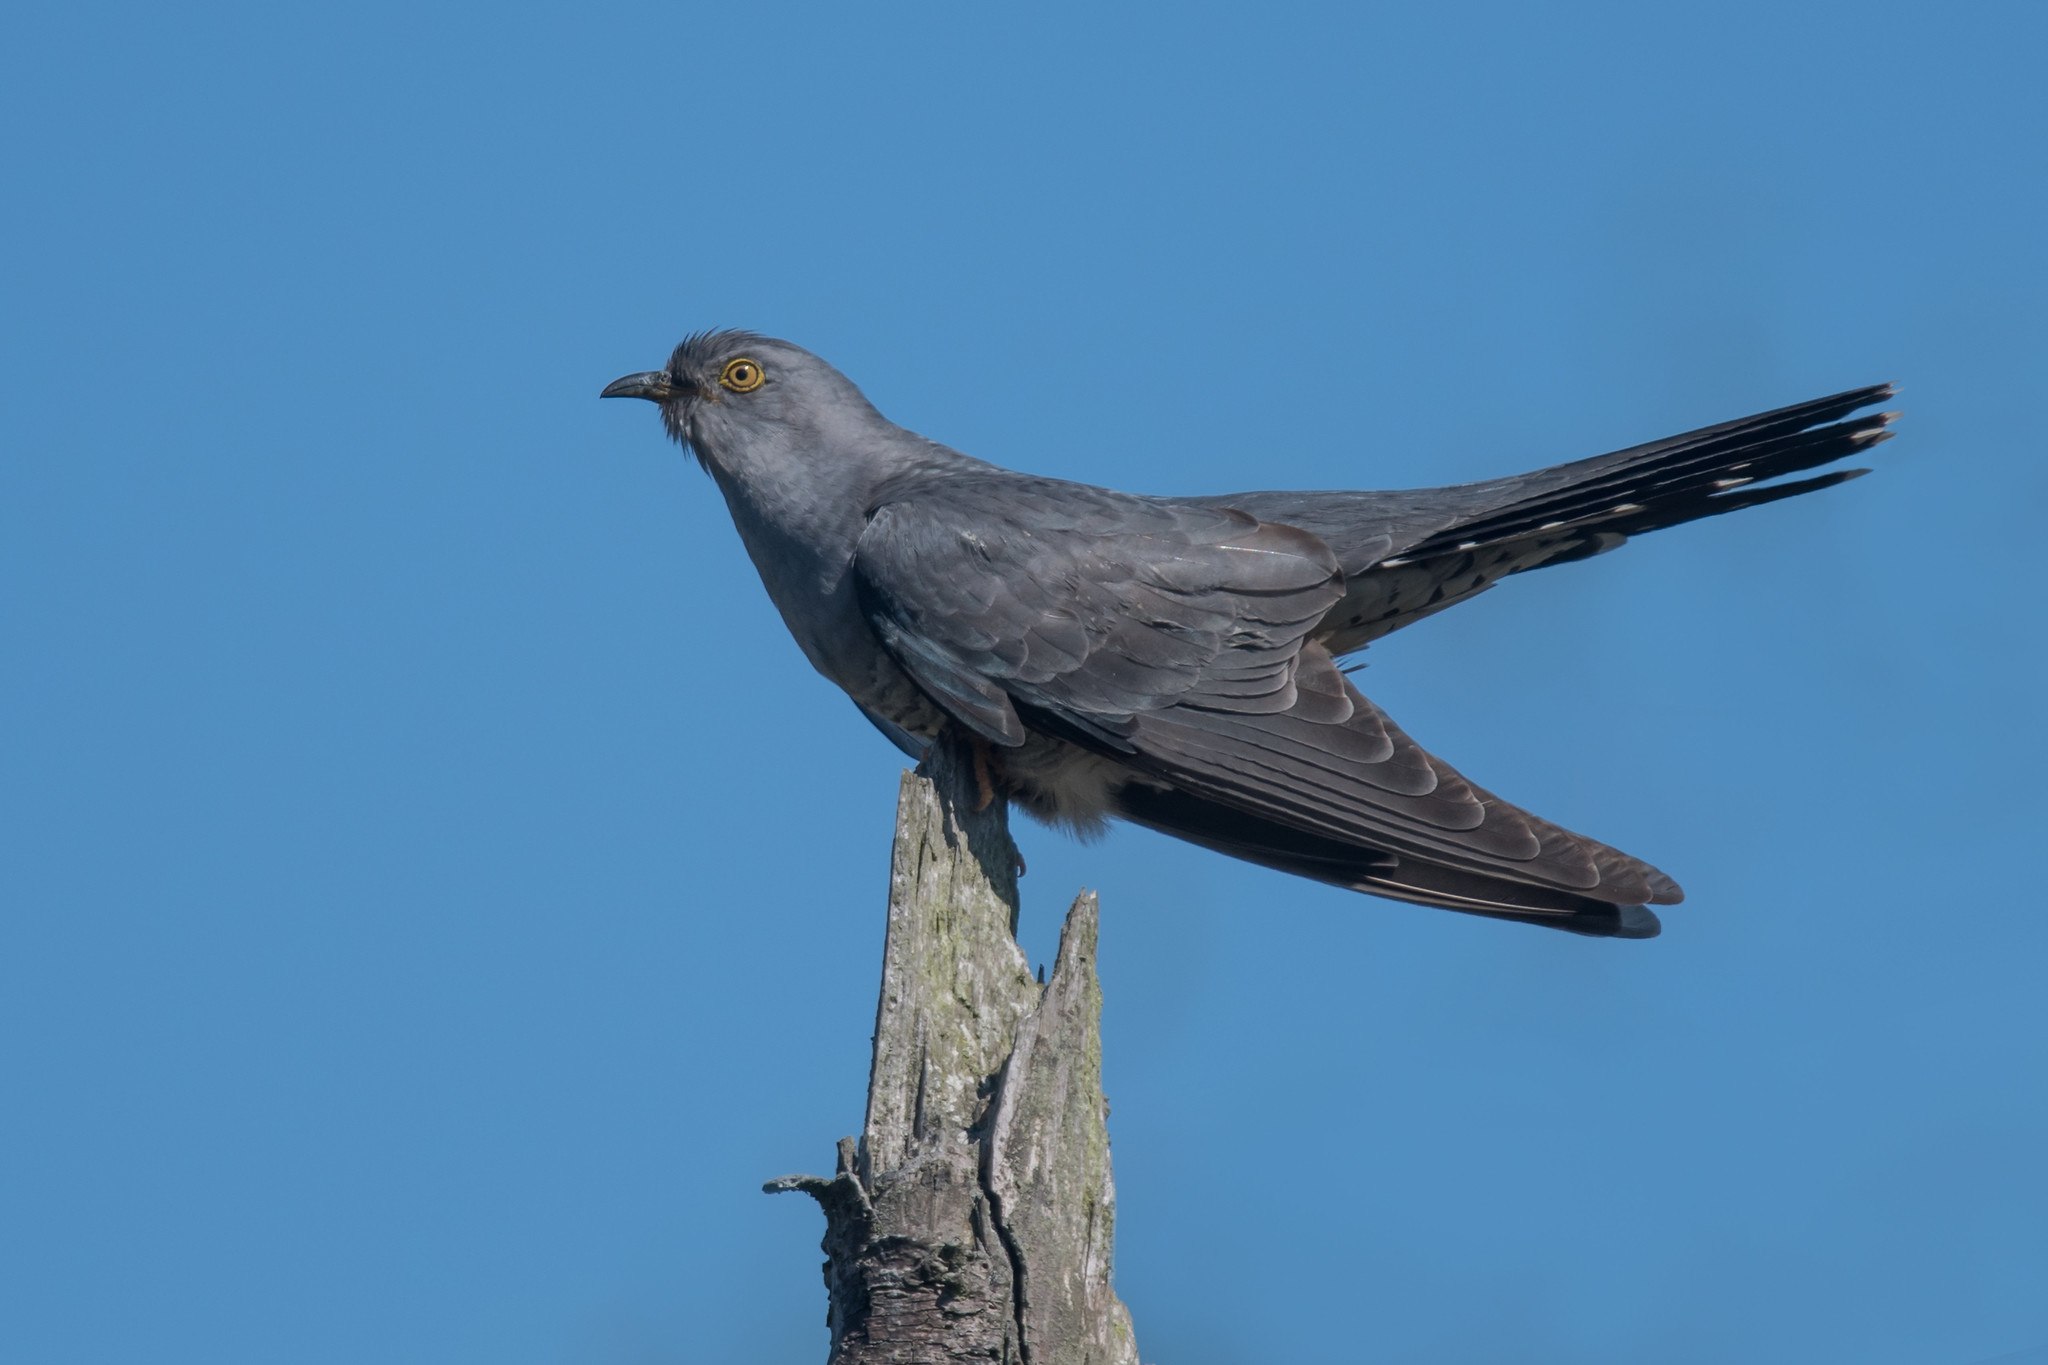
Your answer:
600,370 -> 682,402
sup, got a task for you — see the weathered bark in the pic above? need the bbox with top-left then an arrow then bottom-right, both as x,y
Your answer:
767,739 -> 1139,1364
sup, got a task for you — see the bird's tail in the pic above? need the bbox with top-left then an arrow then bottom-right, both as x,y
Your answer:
1405,382 -> 1898,564
1306,383 -> 1898,652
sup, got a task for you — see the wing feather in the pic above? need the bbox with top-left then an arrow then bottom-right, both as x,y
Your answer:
855,478 -> 1346,738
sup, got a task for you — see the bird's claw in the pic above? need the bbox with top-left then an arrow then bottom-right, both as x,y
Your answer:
971,738 -> 999,813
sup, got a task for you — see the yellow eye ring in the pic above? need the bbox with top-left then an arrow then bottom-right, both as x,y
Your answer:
719,357 -> 766,393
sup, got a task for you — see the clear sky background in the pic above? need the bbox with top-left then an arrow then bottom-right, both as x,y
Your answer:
4,4 -> 2044,1363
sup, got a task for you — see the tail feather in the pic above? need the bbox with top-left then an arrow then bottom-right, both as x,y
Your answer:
1404,383 -> 1896,559
1317,383 -> 1897,651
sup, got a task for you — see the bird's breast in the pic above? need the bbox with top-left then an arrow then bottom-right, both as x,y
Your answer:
712,477 -> 946,736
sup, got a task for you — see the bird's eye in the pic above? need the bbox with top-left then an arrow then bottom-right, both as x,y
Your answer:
719,357 -> 766,393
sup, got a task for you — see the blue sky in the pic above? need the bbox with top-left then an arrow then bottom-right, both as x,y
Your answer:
4,3 -> 2044,1362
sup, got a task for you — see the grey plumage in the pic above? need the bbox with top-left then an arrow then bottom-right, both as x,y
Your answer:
603,332 -> 1895,939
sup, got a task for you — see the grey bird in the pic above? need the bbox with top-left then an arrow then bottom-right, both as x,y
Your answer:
603,333 -> 1894,938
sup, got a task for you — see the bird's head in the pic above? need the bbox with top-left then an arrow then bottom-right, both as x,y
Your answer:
601,331 -> 884,472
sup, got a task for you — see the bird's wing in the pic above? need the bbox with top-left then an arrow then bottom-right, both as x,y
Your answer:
853,476 -> 1678,921
852,476 -> 1349,750
1120,660 -> 1681,920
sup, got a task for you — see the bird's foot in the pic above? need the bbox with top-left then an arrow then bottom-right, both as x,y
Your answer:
970,737 -> 1000,813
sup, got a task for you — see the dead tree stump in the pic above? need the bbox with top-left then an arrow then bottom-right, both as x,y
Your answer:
767,739 -> 1139,1364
